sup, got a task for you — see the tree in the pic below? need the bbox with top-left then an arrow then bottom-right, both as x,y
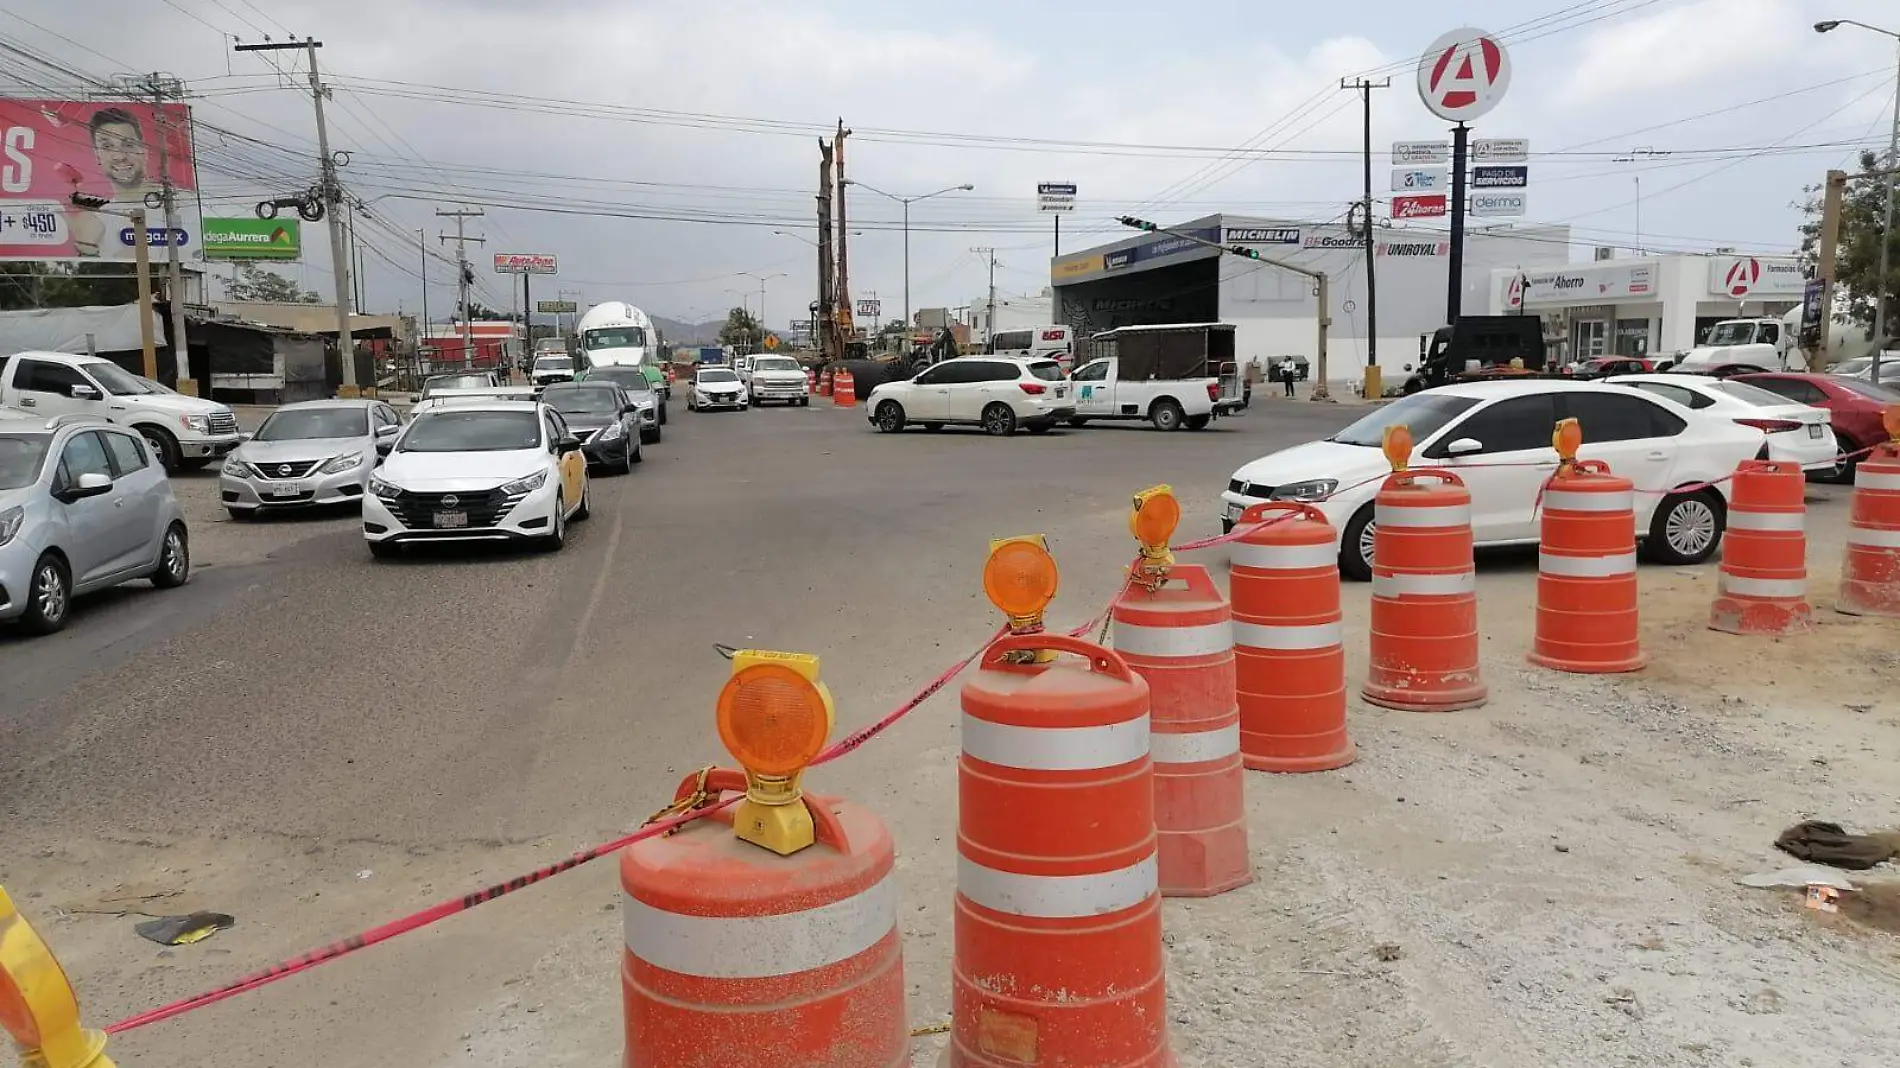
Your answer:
224,263 -> 319,304
0,262 -> 140,310
1797,149 -> 1900,345
718,305 -> 761,347
464,300 -> 516,322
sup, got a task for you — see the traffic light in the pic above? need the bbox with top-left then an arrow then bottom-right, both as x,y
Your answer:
1228,244 -> 1263,261
1116,215 -> 1158,232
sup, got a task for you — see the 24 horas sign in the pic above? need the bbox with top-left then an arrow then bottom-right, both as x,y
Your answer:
201,217 -> 301,261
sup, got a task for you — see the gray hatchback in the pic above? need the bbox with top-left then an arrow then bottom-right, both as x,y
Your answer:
0,411 -> 190,634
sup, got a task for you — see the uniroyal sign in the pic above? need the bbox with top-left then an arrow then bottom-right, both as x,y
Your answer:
1706,256 -> 1804,298
1377,240 -> 1449,257
493,253 -> 557,275
1417,28 -> 1512,123
1392,193 -> 1448,219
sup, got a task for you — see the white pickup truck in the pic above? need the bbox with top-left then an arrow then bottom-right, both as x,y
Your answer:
1067,323 -> 1246,431
0,350 -> 241,471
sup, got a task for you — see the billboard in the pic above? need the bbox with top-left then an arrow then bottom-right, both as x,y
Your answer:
536,299 -> 578,314
1391,194 -> 1448,219
493,252 -> 557,274
202,217 -> 301,261
0,99 -> 198,262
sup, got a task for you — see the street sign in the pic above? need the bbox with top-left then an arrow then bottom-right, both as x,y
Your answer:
1392,141 -> 1450,165
764,335 -> 780,351
1417,27 -> 1512,123
493,253 -> 557,275
536,299 -> 578,314
1391,194 -> 1449,219
1472,138 -> 1529,163
1391,168 -> 1447,192
1470,165 -> 1529,188
790,319 -> 814,330
1470,191 -> 1527,217
1038,181 -> 1077,213
856,299 -> 881,317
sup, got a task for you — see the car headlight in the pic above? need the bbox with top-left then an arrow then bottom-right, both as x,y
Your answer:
221,456 -> 249,478
500,470 -> 548,495
320,451 -> 364,474
0,505 -> 23,548
368,475 -> 402,499
1270,479 -> 1339,502
181,414 -> 210,432
598,420 -> 626,441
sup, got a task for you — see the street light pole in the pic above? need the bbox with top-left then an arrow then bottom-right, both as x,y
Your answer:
1817,19 -> 1900,382
840,180 -> 973,334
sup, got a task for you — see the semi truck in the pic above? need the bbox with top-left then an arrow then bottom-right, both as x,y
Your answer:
1401,316 -> 1547,394
576,302 -> 669,424
1667,306 -> 1875,374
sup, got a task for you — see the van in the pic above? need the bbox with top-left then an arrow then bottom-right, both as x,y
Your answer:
989,325 -> 1075,370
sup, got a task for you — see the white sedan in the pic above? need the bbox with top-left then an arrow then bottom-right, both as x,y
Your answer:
689,367 -> 748,412
1221,380 -> 1764,580
1604,373 -> 1838,471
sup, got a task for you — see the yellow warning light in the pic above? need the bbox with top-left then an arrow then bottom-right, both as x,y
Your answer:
1382,424 -> 1414,473
1552,417 -> 1583,467
0,886 -> 112,1068
1883,403 -> 1900,445
983,535 -> 1059,628
716,651 -> 834,856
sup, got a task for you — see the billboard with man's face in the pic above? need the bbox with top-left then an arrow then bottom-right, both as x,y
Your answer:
0,99 -> 199,261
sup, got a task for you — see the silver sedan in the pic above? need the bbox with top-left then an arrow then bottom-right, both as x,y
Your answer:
219,399 -> 403,519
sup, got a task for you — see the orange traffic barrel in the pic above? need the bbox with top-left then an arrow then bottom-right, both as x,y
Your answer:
834,370 -> 857,408
620,770 -> 908,1068
1530,460 -> 1644,673
1709,459 -> 1811,635
1110,563 -> 1251,898
819,368 -> 834,396
1361,470 -> 1486,712
806,367 -> 817,394
1228,502 -> 1353,771
949,634 -> 1175,1068
1839,447 -> 1900,617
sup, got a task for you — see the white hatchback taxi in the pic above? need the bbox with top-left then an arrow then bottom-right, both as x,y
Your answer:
363,401 -> 589,558
1221,380 -> 1764,579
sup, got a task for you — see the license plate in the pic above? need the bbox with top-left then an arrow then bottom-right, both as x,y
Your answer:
433,511 -> 468,528
1808,424 -> 1824,439
267,483 -> 305,497
1055,387 -> 1066,398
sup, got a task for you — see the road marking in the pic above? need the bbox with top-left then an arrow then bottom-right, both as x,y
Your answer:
564,507 -> 623,670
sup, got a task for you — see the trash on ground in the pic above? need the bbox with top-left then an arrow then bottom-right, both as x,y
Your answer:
134,911 -> 235,946
1738,866 -> 1859,891
1773,820 -> 1900,870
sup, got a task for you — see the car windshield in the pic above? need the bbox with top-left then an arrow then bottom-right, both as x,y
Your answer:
588,369 -> 651,392
584,327 -> 645,349
399,410 -> 541,452
699,369 -> 738,384
1704,322 -> 1760,347
753,357 -> 799,372
1329,392 -> 1482,447
545,387 -> 620,414
534,357 -> 574,371
425,374 -> 491,394
1026,361 -> 1066,382
84,361 -> 162,395
1834,377 -> 1900,402
1708,381 -> 1800,408
255,407 -> 369,440
0,433 -> 51,489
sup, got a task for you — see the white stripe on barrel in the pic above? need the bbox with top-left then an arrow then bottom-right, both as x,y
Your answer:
1537,551 -> 1638,578
1111,620 -> 1231,658
1728,510 -> 1805,533
1371,570 -> 1476,597
957,854 -> 1157,918
623,872 -> 897,979
1846,525 -> 1900,549
1855,469 -> 1900,492
1543,489 -> 1635,513
1719,574 -> 1808,598
1229,540 -> 1337,570
1232,620 -> 1342,651
1150,722 -> 1242,765
1375,503 -> 1471,528
961,715 -> 1150,771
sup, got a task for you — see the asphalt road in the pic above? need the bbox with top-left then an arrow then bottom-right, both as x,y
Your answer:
0,394 -> 1356,1066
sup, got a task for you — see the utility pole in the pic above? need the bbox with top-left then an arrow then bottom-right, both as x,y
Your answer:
132,208 -> 157,379
1341,76 -> 1389,400
417,227 -> 430,379
437,207 -> 485,368
816,137 -> 838,365
835,121 -> 853,344
124,73 -> 193,392
234,38 -> 357,393
972,247 -> 997,347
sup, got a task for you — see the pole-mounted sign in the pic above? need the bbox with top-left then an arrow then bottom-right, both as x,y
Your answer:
1417,27 -> 1512,122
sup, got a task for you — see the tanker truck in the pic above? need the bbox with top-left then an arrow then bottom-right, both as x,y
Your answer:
576,302 -> 669,424
1667,305 -> 1875,374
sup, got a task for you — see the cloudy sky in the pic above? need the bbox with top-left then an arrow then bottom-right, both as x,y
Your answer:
5,0 -> 1897,330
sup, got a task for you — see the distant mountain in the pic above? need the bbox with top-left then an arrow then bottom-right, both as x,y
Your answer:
652,314 -> 724,346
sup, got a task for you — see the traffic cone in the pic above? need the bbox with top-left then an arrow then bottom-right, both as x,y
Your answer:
834,370 -> 857,408
1530,452 -> 1643,672
1229,502 -> 1353,770
1839,435 -> 1900,617
1710,459 -> 1811,635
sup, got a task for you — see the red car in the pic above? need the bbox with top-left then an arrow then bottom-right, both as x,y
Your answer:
1734,372 -> 1900,481
1569,356 -> 1656,379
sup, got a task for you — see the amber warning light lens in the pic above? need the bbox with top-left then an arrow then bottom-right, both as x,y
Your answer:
1382,424 -> 1414,472
716,655 -> 833,778
983,537 -> 1060,620
1130,485 -> 1181,548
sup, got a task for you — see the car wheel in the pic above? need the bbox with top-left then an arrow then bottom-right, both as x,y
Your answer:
1644,490 -> 1723,565
574,481 -> 592,521
658,401 -> 669,425
140,426 -> 181,474
1068,417 -> 1090,428
151,522 -> 190,588
875,401 -> 907,433
1826,433 -> 1860,484
1185,414 -> 1211,431
1339,504 -> 1376,582
627,440 -> 642,467
540,495 -> 568,551
1027,423 -> 1052,435
800,397 -> 810,407
982,403 -> 1017,437
921,422 -> 944,432
21,553 -> 71,634
1150,399 -> 1185,432
368,540 -> 401,560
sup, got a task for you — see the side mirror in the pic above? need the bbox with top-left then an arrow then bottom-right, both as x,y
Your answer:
558,434 -> 583,454
375,424 -> 401,441
61,471 -> 113,501
1445,437 -> 1483,456
622,404 -> 637,415
69,383 -> 101,400
1403,363 -> 1415,373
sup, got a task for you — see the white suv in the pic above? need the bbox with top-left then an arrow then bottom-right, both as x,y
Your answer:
865,357 -> 1073,436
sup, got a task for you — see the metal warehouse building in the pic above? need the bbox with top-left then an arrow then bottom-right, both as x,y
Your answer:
1050,214 -> 1573,382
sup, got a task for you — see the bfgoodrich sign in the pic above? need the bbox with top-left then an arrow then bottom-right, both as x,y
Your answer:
201,217 -> 301,261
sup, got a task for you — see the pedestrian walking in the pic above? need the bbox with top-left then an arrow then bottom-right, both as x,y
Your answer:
1279,356 -> 1298,398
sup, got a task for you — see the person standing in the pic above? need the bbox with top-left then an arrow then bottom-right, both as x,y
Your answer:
1279,356 -> 1298,398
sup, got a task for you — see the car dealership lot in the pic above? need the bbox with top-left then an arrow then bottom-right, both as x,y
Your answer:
4,400 -> 1898,1068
